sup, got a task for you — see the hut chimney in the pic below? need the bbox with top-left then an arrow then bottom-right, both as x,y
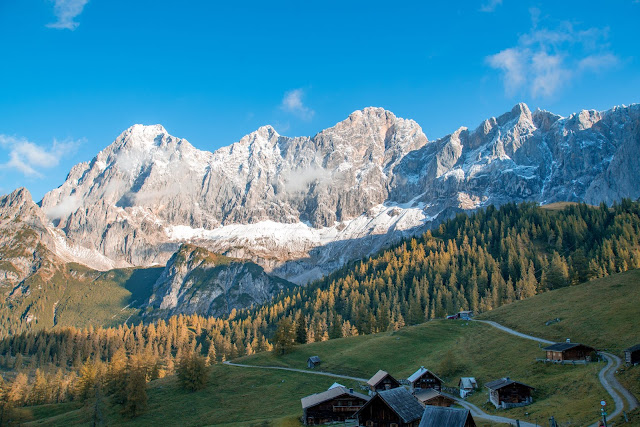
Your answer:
566,338 -> 571,343
350,388 -> 354,393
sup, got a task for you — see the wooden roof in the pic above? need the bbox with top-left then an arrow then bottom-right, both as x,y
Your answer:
414,389 -> 455,404
308,356 -> 321,363
485,377 -> 534,391
301,386 -> 369,409
625,344 -> 640,353
407,366 -> 443,384
543,342 -> 595,352
459,377 -> 477,389
374,387 -> 425,423
367,369 -> 397,387
419,406 -> 474,427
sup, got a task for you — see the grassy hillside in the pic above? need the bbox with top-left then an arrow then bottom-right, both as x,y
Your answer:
238,320 -> 605,426
23,319 -> 605,426
479,269 -> 640,351
0,263 -> 162,337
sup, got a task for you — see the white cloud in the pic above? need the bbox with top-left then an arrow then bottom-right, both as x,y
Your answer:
282,165 -> 331,193
480,0 -> 502,12
44,194 -> 81,219
487,17 -> 619,98
486,48 -> 526,96
578,54 -> 619,73
0,135 -> 80,178
47,0 -> 89,31
281,89 -> 315,121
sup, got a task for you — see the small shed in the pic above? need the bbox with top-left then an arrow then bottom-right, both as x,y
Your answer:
407,366 -> 442,392
355,387 -> 425,427
414,389 -> 455,407
367,369 -> 401,394
624,344 -> 640,365
543,341 -> 596,362
307,356 -> 321,369
419,406 -> 476,427
458,311 -> 473,320
458,377 -> 477,398
301,385 -> 370,425
485,377 -> 534,409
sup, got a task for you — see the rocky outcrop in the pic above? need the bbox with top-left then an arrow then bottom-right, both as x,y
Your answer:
33,103 -> 640,284
145,244 -> 295,318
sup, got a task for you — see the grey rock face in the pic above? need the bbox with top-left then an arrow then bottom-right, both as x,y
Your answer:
0,188 -> 58,287
145,244 -> 295,318
36,103 -> 640,284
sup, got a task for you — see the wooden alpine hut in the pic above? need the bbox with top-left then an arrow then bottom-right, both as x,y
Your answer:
367,369 -> 401,394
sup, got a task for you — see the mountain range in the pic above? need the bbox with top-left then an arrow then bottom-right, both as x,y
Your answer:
1,102 -> 639,325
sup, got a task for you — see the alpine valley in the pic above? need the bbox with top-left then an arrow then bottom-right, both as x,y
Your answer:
1,102 -> 640,334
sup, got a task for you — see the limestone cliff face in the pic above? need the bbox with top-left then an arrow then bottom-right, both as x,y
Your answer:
145,244 -> 295,319
0,188 -> 59,287
33,103 -> 640,284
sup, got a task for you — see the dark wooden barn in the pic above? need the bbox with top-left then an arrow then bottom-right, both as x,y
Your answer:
307,356 -> 321,368
367,369 -> 401,393
624,344 -> 640,365
543,341 -> 596,362
355,387 -> 425,427
407,367 -> 442,392
301,385 -> 370,425
414,389 -> 455,407
485,377 -> 534,409
418,406 -> 476,427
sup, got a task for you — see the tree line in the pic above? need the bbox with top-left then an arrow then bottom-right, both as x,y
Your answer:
1,200 -> 639,414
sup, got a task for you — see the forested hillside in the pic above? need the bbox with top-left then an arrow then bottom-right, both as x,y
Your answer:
1,200 -> 639,415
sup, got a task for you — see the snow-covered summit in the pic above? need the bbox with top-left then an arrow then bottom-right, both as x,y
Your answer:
33,103 -> 640,284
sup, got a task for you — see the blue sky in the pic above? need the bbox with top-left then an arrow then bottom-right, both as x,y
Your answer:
1,0 -> 638,201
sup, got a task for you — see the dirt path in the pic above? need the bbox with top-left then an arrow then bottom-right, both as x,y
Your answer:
223,360 -> 536,426
222,360 -> 368,382
473,320 -> 554,345
474,319 -> 639,425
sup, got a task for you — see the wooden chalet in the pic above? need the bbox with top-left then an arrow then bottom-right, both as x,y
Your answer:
543,341 -> 596,362
307,356 -> 321,368
418,406 -> 476,427
414,389 -> 455,407
301,385 -> 370,425
458,377 -> 477,398
485,377 -> 534,409
407,367 -> 442,392
624,344 -> 640,365
367,370 -> 401,394
458,311 -> 473,320
355,387 -> 425,427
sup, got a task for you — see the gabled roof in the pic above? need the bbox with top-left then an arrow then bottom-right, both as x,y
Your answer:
301,386 -> 369,409
308,356 -> 321,363
373,387 -> 425,423
328,382 -> 344,390
459,377 -> 477,389
408,366 -> 443,384
414,389 -> 454,404
625,344 -> 640,353
419,406 -> 474,427
485,377 -> 534,391
367,369 -> 396,387
543,342 -> 594,352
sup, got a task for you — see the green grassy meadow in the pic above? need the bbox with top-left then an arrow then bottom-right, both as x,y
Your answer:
479,269 -> 640,352
19,270 -> 640,426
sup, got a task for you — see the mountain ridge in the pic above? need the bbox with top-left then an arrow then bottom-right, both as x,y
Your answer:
12,102 -> 640,286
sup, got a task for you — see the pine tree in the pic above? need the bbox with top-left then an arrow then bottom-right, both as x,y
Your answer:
295,315 -> 307,344
177,352 -> 208,392
121,364 -> 147,418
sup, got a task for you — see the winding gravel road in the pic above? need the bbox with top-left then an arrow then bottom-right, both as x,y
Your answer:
223,320 -> 638,426
474,319 -> 639,426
